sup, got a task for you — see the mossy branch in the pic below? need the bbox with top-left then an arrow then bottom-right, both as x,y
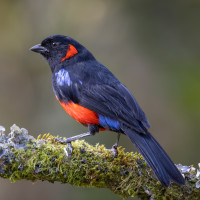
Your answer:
0,125 -> 199,199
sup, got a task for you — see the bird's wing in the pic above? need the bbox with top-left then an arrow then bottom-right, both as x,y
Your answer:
60,80 -> 150,133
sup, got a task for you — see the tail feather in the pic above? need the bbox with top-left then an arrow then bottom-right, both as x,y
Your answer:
148,135 -> 185,185
121,124 -> 185,186
133,133 -> 170,186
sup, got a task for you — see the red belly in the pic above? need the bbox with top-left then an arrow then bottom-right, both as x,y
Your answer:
58,100 -> 99,125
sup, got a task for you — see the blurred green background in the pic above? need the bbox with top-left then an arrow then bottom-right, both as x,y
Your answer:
0,0 -> 200,199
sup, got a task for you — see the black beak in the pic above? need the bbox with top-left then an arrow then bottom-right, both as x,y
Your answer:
30,44 -> 49,53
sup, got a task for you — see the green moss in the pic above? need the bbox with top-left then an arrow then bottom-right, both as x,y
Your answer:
0,126 -> 200,199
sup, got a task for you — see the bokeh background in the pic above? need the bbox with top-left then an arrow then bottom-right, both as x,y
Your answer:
0,0 -> 200,199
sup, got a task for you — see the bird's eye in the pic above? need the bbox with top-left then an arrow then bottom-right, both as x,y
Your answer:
52,42 -> 59,48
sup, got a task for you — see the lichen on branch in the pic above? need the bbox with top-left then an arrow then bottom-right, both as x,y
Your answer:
0,124 -> 199,199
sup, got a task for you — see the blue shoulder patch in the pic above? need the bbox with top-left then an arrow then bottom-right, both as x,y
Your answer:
55,69 -> 72,86
98,115 -> 120,131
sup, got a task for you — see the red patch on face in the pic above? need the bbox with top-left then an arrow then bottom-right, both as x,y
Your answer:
58,100 -> 99,125
61,44 -> 78,62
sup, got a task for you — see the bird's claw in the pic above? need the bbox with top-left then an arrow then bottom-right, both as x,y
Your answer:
55,138 -> 73,159
54,138 -> 66,144
64,142 -> 73,159
109,144 -> 118,159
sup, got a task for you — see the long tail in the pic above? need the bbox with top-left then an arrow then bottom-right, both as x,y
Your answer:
120,124 -> 185,186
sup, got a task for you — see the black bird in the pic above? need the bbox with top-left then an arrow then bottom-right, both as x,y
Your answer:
30,35 -> 185,186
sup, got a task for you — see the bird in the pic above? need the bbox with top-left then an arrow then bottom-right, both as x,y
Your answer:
30,34 -> 185,187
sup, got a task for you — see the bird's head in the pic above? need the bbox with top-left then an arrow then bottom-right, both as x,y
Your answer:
30,35 -> 94,72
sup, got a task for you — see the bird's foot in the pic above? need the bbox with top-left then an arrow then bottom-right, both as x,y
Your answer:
54,137 -> 73,144
55,138 -> 73,159
64,142 -> 73,159
109,143 -> 118,159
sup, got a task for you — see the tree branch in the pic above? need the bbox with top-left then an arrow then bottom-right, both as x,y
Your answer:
0,124 -> 199,199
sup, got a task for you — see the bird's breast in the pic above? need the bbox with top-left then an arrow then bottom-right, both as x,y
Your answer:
56,98 -> 120,133
58,99 -> 99,125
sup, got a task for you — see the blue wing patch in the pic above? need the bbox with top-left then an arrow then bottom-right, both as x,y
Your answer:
55,69 -> 72,86
98,114 -> 120,131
